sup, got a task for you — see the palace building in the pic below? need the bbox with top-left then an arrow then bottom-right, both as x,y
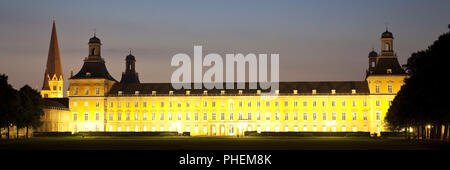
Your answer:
36,20 -> 407,136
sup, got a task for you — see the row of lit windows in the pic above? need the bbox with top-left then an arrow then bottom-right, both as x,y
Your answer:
72,87 -> 101,96
101,100 -> 384,108
375,84 -> 394,93
72,111 -> 382,122
71,100 -> 392,108
77,124 -> 380,133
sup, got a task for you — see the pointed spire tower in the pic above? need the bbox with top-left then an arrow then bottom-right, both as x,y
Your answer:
41,18 -> 64,98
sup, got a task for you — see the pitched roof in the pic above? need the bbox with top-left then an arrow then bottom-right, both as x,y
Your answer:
372,57 -> 406,75
70,59 -> 117,81
43,98 -> 69,110
107,81 -> 369,96
42,19 -> 63,90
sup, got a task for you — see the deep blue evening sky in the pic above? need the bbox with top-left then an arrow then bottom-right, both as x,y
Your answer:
0,0 -> 449,89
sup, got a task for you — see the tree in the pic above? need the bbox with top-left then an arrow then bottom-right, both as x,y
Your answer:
0,74 -> 20,139
19,85 -> 44,138
386,25 -> 450,140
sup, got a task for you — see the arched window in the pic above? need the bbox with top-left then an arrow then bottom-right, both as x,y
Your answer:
91,48 -> 95,55
385,43 -> 390,51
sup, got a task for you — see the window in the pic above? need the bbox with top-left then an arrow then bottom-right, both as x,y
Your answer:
257,101 -> 261,107
284,101 -> 288,107
134,112 -> 139,121
109,112 -> 113,121
177,113 -> 181,120
109,102 -> 113,107
73,112 -> 78,121
212,102 -> 216,107
186,102 -> 190,107
284,113 -> 288,120
376,100 -> 381,106
352,100 -> 356,107
95,111 -> 100,121
143,113 -> 147,121
203,101 -> 208,107
143,102 -> 147,107
230,112 -> 234,121
375,84 -> 380,93
151,113 -> 155,121
203,113 -> 207,120
341,112 -> 346,121
376,111 -> 381,121
303,112 -> 308,120
332,112 -> 336,121
266,101 -> 270,107
118,112 -> 122,121
332,101 -> 336,107
363,100 -> 367,107
126,112 -> 130,121
74,87 -> 78,95
95,102 -> 99,107
95,88 -> 100,95
341,101 -> 346,107
248,112 -> 252,120
294,112 -> 298,121
118,102 -> 122,108
135,102 -> 139,107
352,112 -> 357,120
160,113 -> 164,121
212,113 -> 216,120
388,84 -> 393,93
126,102 -> 130,108
220,113 -> 225,121
312,112 -> 317,121
239,101 -> 243,107
160,102 -> 164,107
363,112 -> 368,120
274,112 -> 279,120
293,101 -> 298,107
275,101 -> 279,107
84,111 -> 89,121
322,101 -> 326,107
84,102 -> 88,107
312,101 -> 317,107
303,101 -> 307,107
257,112 -> 261,120
239,112 -> 243,120
322,112 -> 326,120
195,112 -> 199,121
248,101 -> 252,107
389,100 -> 392,106
169,102 -> 172,107
265,112 -> 270,120
84,89 -> 89,95
186,113 -> 190,121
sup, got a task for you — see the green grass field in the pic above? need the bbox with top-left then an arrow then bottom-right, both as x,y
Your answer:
1,136 -> 450,150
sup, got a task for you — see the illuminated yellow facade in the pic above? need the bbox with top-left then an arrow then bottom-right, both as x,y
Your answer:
38,28 -> 407,136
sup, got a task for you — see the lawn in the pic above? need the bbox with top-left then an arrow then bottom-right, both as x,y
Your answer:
1,136 -> 450,150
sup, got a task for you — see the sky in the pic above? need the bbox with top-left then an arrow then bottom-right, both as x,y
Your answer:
0,0 -> 449,90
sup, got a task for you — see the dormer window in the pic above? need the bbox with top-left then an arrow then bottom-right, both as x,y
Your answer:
118,91 -> 123,96
203,90 -> 208,95
293,90 -> 298,94
331,89 -> 336,94
152,91 -> 156,95
387,69 -> 392,74
238,90 -> 243,95
186,90 -> 190,95
312,90 -> 316,94
85,72 -> 91,77
220,90 -> 225,95
135,91 -> 140,95
257,90 -> 261,95
169,91 -> 174,95
351,89 -> 356,94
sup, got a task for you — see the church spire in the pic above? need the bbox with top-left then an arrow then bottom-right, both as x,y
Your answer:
41,18 -> 64,98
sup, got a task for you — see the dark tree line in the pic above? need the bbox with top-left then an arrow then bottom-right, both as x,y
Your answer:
386,25 -> 450,140
0,74 -> 44,139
